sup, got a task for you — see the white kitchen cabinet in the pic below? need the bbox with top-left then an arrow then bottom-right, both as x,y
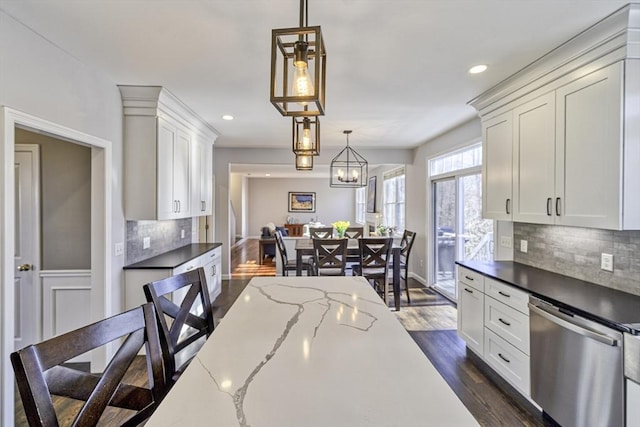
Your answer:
457,270 -> 485,356
629,379 -> 640,427
512,92 -> 556,224
555,62 -> 623,229
119,85 -> 218,220
191,136 -> 213,216
157,116 -> 191,219
482,111 -> 513,221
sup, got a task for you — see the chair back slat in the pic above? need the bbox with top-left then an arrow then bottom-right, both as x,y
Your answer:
144,267 -> 214,384
274,229 -> 289,264
309,227 -> 334,239
401,230 -> 417,264
344,227 -> 364,238
11,303 -> 166,427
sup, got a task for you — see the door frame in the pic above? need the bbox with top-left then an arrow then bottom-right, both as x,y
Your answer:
14,144 -> 41,348
0,107 -> 113,427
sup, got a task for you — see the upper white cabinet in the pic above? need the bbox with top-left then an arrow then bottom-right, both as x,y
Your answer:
482,112 -> 513,221
119,86 -> 218,220
470,3 -> 640,230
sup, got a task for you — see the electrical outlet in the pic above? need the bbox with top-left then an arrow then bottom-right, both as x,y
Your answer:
500,236 -> 513,248
601,253 -> 613,272
114,242 -> 124,256
520,239 -> 528,253
181,229 -> 185,239
143,237 -> 151,249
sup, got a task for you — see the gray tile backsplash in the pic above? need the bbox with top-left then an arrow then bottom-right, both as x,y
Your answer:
126,219 -> 192,265
514,223 -> 640,296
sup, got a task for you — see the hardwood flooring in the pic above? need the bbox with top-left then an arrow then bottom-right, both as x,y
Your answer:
15,239 -> 550,426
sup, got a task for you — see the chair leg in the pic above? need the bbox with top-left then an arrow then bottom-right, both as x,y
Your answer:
404,275 -> 411,304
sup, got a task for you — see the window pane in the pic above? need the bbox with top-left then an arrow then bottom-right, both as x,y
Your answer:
460,174 -> 493,262
434,179 -> 456,297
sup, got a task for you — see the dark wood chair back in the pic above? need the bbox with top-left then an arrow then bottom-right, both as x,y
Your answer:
11,303 -> 167,427
309,227 -> 334,239
144,268 -> 214,385
312,238 -> 348,276
401,230 -> 417,266
274,229 -> 290,265
344,227 -> 364,238
353,237 -> 394,301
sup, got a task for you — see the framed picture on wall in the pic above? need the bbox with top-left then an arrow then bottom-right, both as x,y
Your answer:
367,176 -> 376,213
288,192 -> 316,212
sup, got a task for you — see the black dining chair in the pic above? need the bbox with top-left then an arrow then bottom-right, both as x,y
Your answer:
311,238 -> 349,276
396,230 -> 416,303
344,227 -> 364,238
352,237 -> 394,301
144,268 -> 215,386
11,303 -> 167,427
275,229 -> 312,276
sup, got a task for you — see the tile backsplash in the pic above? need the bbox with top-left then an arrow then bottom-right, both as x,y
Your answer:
514,223 -> 640,296
126,219 -> 192,265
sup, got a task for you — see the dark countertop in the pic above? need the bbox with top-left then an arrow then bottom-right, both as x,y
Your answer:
457,260 -> 640,335
124,243 -> 222,270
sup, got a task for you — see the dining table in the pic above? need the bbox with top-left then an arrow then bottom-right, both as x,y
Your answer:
145,276 -> 478,427
295,237 -> 403,311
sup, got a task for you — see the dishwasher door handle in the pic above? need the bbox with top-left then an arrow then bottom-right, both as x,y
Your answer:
528,303 -> 618,346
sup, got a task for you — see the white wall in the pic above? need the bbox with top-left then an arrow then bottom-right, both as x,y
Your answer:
0,11 -> 125,424
229,173 -> 245,239
248,177 -> 355,236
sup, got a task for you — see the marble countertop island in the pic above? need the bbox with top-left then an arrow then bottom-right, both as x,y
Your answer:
146,276 -> 478,426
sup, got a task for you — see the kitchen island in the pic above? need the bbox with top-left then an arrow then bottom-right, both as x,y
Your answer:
146,276 -> 478,426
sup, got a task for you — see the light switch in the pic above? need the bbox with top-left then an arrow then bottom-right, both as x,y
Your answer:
500,236 -> 513,248
114,242 -> 124,257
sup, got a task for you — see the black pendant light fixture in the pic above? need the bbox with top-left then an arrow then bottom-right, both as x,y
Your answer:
330,130 -> 368,188
292,116 -> 320,156
270,0 -> 326,117
295,153 -> 314,171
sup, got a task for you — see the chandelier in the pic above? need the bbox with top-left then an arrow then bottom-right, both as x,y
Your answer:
270,0 -> 326,117
296,154 -> 314,171
292,116 -> 320,156
330,130 -> 368,188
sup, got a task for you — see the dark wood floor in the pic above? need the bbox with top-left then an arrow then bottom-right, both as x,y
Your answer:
15,239 -> 549,426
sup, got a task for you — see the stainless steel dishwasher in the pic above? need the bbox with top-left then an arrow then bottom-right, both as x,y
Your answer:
529,296 -> 624,427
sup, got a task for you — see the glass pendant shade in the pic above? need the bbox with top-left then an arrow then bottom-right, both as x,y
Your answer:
292,116 -> 320,155
330,131 -> 368,188
296,154 -> 314,170
270,25 -> 326,117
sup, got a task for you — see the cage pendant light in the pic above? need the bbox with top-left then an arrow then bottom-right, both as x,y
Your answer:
270,0 -> 326,117
330,130 -> 368,188
292,116 -> 320,155
296,153 -> 314,171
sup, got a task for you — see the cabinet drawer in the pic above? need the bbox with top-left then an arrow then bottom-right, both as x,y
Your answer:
484,328 -> 530,396
174,260 -> 199,275
485,297 -> 530,355
457,266 -> 484,292
485,278 -> 528,313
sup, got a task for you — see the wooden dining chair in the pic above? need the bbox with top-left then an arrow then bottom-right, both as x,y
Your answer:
143,268 -> 215,385
311,238 -> 349,276
352,237 -> 393,301
275,229 -> 312,276
11,303 -> 167,427
397,230 -> 417,303
309,226 -> 334,239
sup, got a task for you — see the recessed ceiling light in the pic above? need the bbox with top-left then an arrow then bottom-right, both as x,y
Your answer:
265,173 -> 271,177
469,65 -> 488,74
222,115 -> 234,121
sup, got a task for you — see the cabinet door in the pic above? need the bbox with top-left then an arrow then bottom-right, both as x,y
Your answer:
191,137 -> 213,216
555,62 -> 623,229
482,112 -> 513,220
174,128 -> 191,217
457,283 -> 484,355
513,92 -> 556,224
157,117 -> 179,220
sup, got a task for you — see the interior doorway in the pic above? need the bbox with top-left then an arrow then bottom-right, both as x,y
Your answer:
1,107 -> 113,427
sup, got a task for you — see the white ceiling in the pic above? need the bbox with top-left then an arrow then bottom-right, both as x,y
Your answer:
0,0 -> 629,153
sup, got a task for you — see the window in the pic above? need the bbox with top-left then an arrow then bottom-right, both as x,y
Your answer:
355,187 -> 366,224
383,168 -> 405,233
429,143 -> 492,300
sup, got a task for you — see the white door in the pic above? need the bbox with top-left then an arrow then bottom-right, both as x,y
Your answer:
14,145 -> 40,349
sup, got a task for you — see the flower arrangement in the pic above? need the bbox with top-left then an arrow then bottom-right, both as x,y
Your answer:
332,220 -> 350,238
376,224 -> 397,236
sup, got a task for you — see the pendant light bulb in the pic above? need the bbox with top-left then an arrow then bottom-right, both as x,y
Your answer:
301,119 -> 312,149
292,41 -> 314,104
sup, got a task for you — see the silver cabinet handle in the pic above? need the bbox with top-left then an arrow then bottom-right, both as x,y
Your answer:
528,303 -> 618,346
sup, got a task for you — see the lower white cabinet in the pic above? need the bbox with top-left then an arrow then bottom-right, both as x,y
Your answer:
124,246 -> 222,311
457,265 -> 531,397
629,379 -> 640,427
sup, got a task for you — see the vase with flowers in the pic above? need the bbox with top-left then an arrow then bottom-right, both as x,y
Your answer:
332,220 -> 350,238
